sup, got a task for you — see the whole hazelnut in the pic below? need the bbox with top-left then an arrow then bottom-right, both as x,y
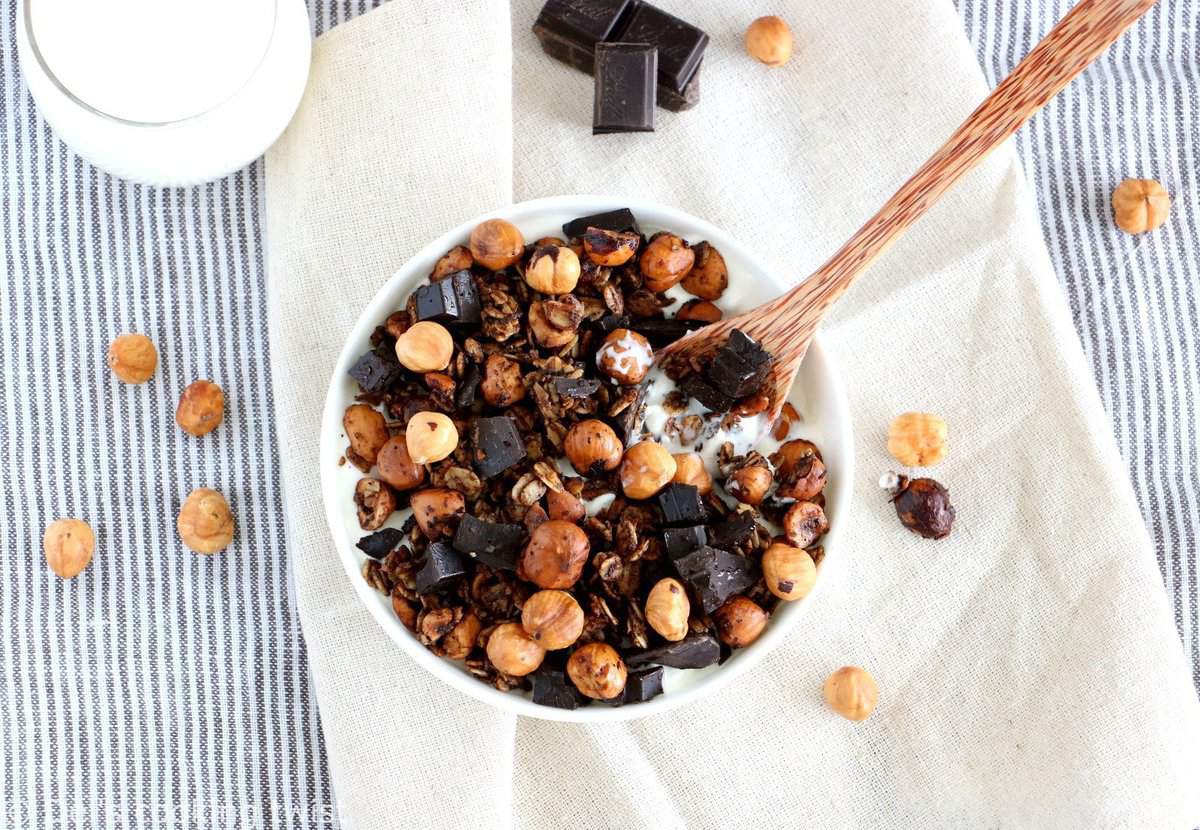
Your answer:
783,500 -> 829,548
745,16 -> 794,67
430,245 -> 473,280
177,488 -> 235,554
480,353 -> 526,407
409,488 -> 466,540
376,436 -> 426,491
620,440 -> 677,500
547,488 -> 586,522
342,403 -> 390,468
681,242 -> 728,300
672,452 -> 713,494
405,411 -> 459,465
645,577 -> 690,642
469,218 -> 525,271
176,380 -> 225,437
521,590 -> 585,650
518,519 -> 590,589
43,518 -> 95,579
676,299 -> 723,323
775,453 -> 826,501
639,233 -> 695,293
1112,178 -> 1170,234
761,542 -> 817,601
567,642 -> 627,700
713,596 -> 768,648
892,477 -> 955,539
395,320 -> 454,373
524,245 -> 581,294
106,333 -> 158,384
823,666 -> 879,721
528,299 -> 579,349
354,477 -> 397,530
485,622 -> 545,677
564,419 -> 624,475
441,612 -> 482,660
596,328 -> 653,385
726,464 -> 773,506
581,228 -> 640,266
887,412 -> 948,467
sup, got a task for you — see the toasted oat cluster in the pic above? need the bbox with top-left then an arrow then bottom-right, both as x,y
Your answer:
342,208 -> 830,708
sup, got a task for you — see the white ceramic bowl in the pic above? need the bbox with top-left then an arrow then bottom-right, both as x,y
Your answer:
320,196 -> 854,722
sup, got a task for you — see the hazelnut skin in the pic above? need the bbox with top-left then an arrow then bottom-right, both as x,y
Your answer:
745,16 -> 794,67
887,412 -> 948,467
567,642 -> 627,700
620,440 -> 677,500
547,488 -> 586,522
640,233 -> 694,293
176,380 -> 225,437
783,500 -> 829,548
1112,178 -> 1170,234
354,477 -> 397,531
521,590 -> 585,650
726,464 -> 773,506
581,228 -> 640,266
761,543 -> 817,601
107,333 -> 158,383
823,666 -> 879,721
564,419 -> 624,475
645,577 -> 690,642
480,353 -> 526,407
681,242 -> 728,300
713,596 -> 768,648
892,477 -> 955,539
596,328 -> 653,386
486,622 -> 545,677
177,488 -> 235,554
343,403 -> 390,468
405,411 -> 459,465
672,452 -> 713,494
676,299 -> 722,323
518,520 -> 590,589
376,436 -> 426,491
395,321 -> 454,373
409,488 -> 466,540
469,218 -> 525,271
525,245 -> 581,294
43,518 -> 95,579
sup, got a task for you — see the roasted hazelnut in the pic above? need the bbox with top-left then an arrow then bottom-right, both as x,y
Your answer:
536,236 -> 567,247
480,353 -> 525,407
892,477 -> 955,539
567,642 -> 627,700
547,488 -> 586,522
343,403 -> 390,468
391,593 -> 418,629
733,393 -> 770,416
395,320 -> 454,373
887,412 -> 948,467
485,622 -> 545,677
745,15 -> 794,66
525,245 -> 581,294
681,242 -> 728,300
620,440 -> 677,500
376,436 -> 426,491
783,500 -> 829,548
761,542 -> 816,601
107,333 -> 158,383
524,503 -> 550,534
424,372 -> 456,410
1112,178 -> 1170,234
528,299 -> 579,348
771,438 -> 823,470
640,232 -> 694,293
775,453 -> 826,501
354,477 -> 397,530
43,518 -> 95,579
726,464 -> 773,506
713,596 -> 768,647
596,328 -> 653,385
676,299 -> 723,323
405,411 -> 459,465
409,488 -> 466,540
177,488 -> 235,554
582,227 -> 640,266
672,452 -> 713,495
518,519 -> 590,589
823,666 -> 879,721
521,590 -> 585,649
442,612 -> 482,659
469,218 -> 525,271
430,245 -> 473,280
564,419 -> 623,475
645,577 -> 690,642
176,380 -> 225,437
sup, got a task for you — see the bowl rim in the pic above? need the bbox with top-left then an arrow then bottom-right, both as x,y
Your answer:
319,194 -> 855,722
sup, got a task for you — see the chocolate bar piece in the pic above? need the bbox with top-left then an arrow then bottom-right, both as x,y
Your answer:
657,483 -> 705,526
356,527 -> 404,559
563,208 -> 640,240
673,545 -> 757,613
593,43 -> 657,135
601,664 -> 665,706
471,416 -> 527,478
531,668 -> 590,709
629,317 -> 706,346
663,525 -> 707,559
452,514 -> 524,570
533,0 -> 636,75
680,374 -> 735,413
415,541 -> 469,594
658,63 -> 700,112
348,350 -> 403,394
627,633 -> 720,669
415,271 -> 481,326
707,329 -> 772,399
706,512 -> 757,550
617,2 -> 708,95
553,377 -> 602,399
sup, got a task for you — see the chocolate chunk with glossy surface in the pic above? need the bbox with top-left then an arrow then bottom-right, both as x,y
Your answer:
680,374 -> 735,413
415,541 -> 469,594
348,350 -> 403,394
563,208 -> 641,240
705,512 -> 757,550
532,0 -> 636,74
616,2 -> 708,94
531,667 -> 590,709
657,483 -> 705,526
471,416 -> 527,478
673,545 -> 757,613
630,317 -> 706,346
415,270 -> 481,325
626,632 -> 720,669
663,525 -> 707,559
355,527 -> 404,559
452,514 -> 524,570
593,43 -> 657,135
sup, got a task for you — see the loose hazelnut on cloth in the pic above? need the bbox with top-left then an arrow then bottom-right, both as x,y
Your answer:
519,519 -> 590,589
1111,178 -> 1170,234
645,577 -> 690,642
567,642 -> 627,700
761,543 -> 816,601
486,622 -> 545,677
892,476 -> 956,539
887,412 -> 948,466
639,232 -> 695,293
823,666 -> 879,721
620,440 -> 677,499
106,333 -> 157,383
596,328 -> 653,385
713,596 -> 768,647
672,452 -> 713,494
525,245 -> 581,294
43,518 -> 95,578
521,590 -> 584,650
175,379 -> 225,436
405,411 -> 458,465
745,15 -> 794,67
177,488 -> 235,554
469,218 -> 525,271
564,419 -> 624,475
342,403 -> 389,469
376,436 -> 426,491
395,320 -> 454,373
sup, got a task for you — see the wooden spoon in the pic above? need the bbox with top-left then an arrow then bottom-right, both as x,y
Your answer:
659,0 -> 1157,423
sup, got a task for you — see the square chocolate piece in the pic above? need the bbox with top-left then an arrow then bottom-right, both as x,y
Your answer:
657,61 -> 701,111
415,542 -> 469,594
356,527 -> 404,559
533,0 -> 637,74
593,43 -> 657,135
663,525 -> 707,559
616,2 -> 708,94
601,664 -> 665,706
471,416 -> 527,478
657,483 -> 705,526
706,512 -> 757,550
415,270 -> 481,326
348,350 -> 403,394
673,545 -> 757,613
452,514 -> 524,570
627,633 -> 720,669
562,208 -> 640,239
531,668 -> 590,709
680,374 -> 735,413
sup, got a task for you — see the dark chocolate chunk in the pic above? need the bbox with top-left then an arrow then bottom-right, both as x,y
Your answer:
553,377 -> 602,399
663,525 -> 707,559
600,664 -> 665,706
415,270 -> 481,326
593,43 -> 657,135
657,483 -> 706,527
657,61 -> 700,111
627,633 -> 720,669
708,349 -> 769,399
452,514 -> 524,570
595,313 -> 632,335
562,208 -> 640,240
616,2 -> 708,95
348,350 -> 403,394
531,668 -> 590,710
355,527 -> 404,559
611,382 -> 647,445
471,416 -> 527,478
532,0 -> 637,75
727,329 -> 768,360
629,317 -> 706,346
680,374 -> 735,413
415,541 -> 469,594
455,363 -> 481,409
706,512 -> 757,550
673,545 -> 757,613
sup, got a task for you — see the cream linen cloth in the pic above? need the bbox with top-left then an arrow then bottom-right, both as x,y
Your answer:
265,0 -> 1200,827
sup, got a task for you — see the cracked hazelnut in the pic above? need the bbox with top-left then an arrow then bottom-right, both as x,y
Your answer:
519,519 -> 590,589
596,328 -> 653,385
681,242 -> 728,300
567,642 -> 626,700
726,464 -> 773,506
676,299 -> 722,323
409,487 -> 465,540
431,245 -> 473,280
525,245 -> 581,294
395,321 -> 453,373
823,666 -> 878,721
486,622 -> 545,676
406,411 -> 459,465
892,476 -> 955,539
620,440 -> 677,500
376,436 -> 426,491
640,232 -> 694,293
354,477 -> 397,530
176,380 -> 225,437
1112,178 -> 1170,234
672,452 -> 713,494
343,403 -> 390,468
564,419 -> 624,475
469,218 -> 525,271
761,543 -> 817,601
887,412 -> 948,467
481,354 -> 525,407
177,488 -> 235,554
392,594 -> 418,629
547,488 -> 586,522
775,452 -> 826,501
714,596 -> 768,648
582,227 -> 640,266
107,333 -> 157,384
745,15 -> 794,67
43,518 -> 95,579
645,577 -> 690,642
521,590 -> 584,649
442,612 -> 481,659
783,500 -> 829,548
528,299 -> 579,348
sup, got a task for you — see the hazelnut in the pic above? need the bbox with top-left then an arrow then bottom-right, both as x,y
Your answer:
713,596 -> 768,648
469,218 -> 525,271
405,411 -> 459,465
525,245 -> 581,294
391,593 -> 418,629
106,333 -> 157,383
892,476 -> 956,539
480,353 -> 526,407
524,503 -> 550,534
441,612 -> 482,660
536,236 -> 567,247
521,590 -> 585,649
726,464 -> 773,506
596,328 -> 653,385
566,642 -> 627,700
676,299 -> 723,323
645,577 -> 690,642
771,438 -> 822,470
775,453 -> 826,501
761,543 -> 817,601
823,666 -> 879,721
528,299 -> 579,349
354,477 -> 397,530
640,232 -> 694,293
783,500 -> 829,548
409,488 -> 466,540
564,419 -> 624,475
177,488 -> 235,554
424,371 -> 456,409
547,488 -> 586,522
581,228 -> 640,266
620,440 -> 677,500
672,452 -> 713,494
518,519 -> 590,589
343,403 -> 390,468
887,412 -> 948,467
733,393 -> 770,416
745,15 -> 794,66
1112,178 -> 1170,234
384,311 -> 410,340
395,320 -> 454,373
43,518 -> 95,579
376,436 -> 426,491
176,380 -> 225,437
485,622 -> 545,677
430,245 -> 473,280
681,242 -> 728,300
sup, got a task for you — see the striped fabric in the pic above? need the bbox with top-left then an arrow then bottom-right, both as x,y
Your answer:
0,1 -> 1193,828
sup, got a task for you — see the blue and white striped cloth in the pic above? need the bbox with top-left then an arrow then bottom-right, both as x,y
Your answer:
0,1 -> 1194,826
